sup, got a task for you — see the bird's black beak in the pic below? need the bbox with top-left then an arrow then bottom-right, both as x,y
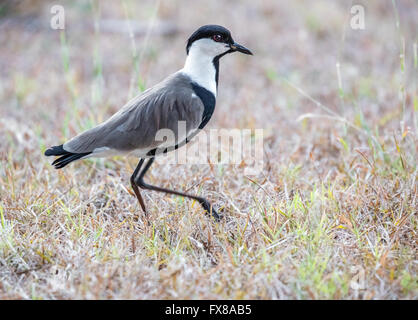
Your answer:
229,42 -> 253,55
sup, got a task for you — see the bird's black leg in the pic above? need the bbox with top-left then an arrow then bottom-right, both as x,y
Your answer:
130,159 -> 147,213
134,157 -> 221,221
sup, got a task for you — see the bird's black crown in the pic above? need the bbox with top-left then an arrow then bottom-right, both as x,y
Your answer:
186,25 -> 234,54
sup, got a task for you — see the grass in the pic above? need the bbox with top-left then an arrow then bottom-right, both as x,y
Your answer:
0,0 -> 417,299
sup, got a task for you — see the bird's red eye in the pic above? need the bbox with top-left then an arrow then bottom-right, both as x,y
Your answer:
212,34 -> 223,42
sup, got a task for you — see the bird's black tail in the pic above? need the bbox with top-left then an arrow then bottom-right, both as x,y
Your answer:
44,144 -> 91,169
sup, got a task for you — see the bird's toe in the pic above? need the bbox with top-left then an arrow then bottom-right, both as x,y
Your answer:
200,200 -> 223,221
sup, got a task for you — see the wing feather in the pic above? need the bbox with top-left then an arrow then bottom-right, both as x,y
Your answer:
63,73 -> 204,154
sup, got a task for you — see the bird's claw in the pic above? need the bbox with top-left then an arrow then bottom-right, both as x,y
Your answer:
200,200 -> 223,221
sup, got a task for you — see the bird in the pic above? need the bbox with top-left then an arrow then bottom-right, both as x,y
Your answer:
44,24 -> 253,221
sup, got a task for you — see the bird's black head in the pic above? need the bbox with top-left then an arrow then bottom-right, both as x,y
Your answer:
186,25 -> 252,57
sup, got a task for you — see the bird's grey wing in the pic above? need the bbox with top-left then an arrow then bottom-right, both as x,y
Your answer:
63,76 -> 204,154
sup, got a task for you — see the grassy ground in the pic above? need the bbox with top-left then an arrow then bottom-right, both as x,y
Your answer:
0,0 -> 417,299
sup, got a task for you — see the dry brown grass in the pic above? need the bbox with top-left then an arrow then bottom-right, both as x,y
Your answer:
0,0 -> 417,299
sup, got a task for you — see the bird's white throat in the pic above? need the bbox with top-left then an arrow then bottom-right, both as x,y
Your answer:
181,38 -> 229,97
182,52 -> 217,96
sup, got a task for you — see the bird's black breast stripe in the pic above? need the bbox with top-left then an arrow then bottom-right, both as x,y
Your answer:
146,82 -> 216,157
191,82 -> 216,129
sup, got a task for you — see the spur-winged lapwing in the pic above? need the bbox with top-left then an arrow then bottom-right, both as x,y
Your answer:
45,25 -> 252,220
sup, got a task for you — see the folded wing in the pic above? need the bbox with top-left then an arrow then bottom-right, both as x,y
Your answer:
63,73 -> 205,156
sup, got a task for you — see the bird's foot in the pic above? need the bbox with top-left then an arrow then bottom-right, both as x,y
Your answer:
199,200 -> 223,221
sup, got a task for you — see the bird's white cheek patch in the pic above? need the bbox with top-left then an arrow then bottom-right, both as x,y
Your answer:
191,38 -> 229,56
